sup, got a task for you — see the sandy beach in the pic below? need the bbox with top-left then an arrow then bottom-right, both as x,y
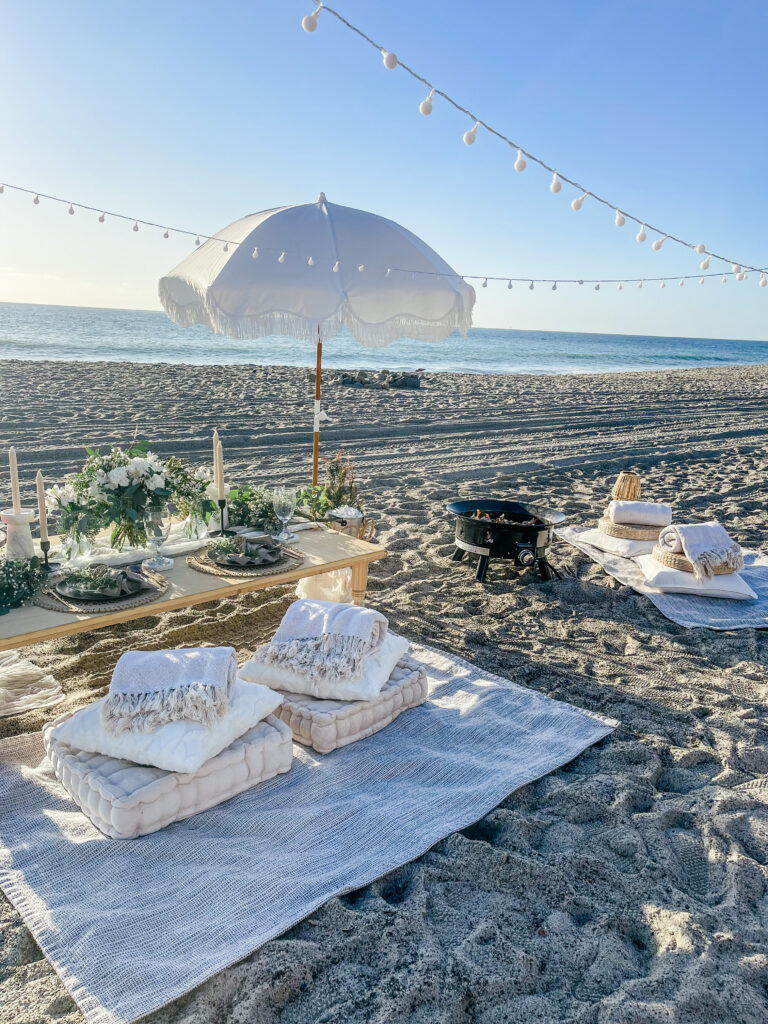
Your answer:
1,357 -> 768,1024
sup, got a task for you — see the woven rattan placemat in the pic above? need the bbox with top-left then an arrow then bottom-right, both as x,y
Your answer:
34,569 -> 169,614
186,547 -> 304,579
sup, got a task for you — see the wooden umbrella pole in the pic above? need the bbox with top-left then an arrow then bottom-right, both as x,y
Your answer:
312,336 -> 322,486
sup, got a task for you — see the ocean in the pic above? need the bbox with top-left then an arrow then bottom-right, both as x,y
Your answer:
1,301 -> 767,376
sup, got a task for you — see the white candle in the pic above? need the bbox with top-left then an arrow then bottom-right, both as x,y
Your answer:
36,470 -> 49,543
216,440 -> 225,501
8,447 -> 21,513
213,429 -> 221,496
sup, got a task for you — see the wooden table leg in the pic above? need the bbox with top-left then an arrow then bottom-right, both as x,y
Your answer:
351,562 -> 369,606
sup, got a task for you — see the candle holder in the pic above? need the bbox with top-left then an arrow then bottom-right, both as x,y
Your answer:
0,508 -> 36,561
209,498 -> 235,537
39,539 -> 61,573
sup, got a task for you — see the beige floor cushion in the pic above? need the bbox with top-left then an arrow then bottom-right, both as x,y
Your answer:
43,714 -> 292,839
275,655 -> 428,754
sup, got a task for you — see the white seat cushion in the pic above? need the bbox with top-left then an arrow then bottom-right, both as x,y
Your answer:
43,714 -> 293,840
275,655 -> 427,754
47,679 -> 282,774
634,555 -> 758,600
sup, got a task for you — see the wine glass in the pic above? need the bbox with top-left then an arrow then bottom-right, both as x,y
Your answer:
272,486 -> 297,542
142,503 -> 174,571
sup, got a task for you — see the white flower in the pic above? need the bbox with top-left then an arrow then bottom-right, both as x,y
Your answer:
95,470 -> 107,484
205,482 -> 221,501
147,453 -> 163,472
89,480 -> 106,500
107,466 -> 130,489
127,456 -> 150,478
147,474 -> 166,492
45,483 -> 75,511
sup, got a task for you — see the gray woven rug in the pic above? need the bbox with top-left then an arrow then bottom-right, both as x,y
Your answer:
558,525 -> 768,630
0,643 -> 616,1024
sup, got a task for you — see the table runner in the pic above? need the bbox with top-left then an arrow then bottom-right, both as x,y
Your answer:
0,642 -> 615,1024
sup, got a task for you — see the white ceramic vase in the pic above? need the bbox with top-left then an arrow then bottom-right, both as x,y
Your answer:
0,509 -> 36,560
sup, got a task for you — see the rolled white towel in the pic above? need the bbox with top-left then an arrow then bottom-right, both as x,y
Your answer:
606,500 -> 672,527
657,522 -> 743,580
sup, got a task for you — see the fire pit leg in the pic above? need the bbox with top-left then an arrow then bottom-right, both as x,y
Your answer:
475,555 -> 490,583
451,547 -> 466,562
537,558 -> 561,581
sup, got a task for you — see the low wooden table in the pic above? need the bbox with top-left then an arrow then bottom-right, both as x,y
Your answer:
0,528 -> 387,653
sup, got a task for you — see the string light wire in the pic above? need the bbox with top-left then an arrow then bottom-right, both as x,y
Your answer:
304,1 -> 766,277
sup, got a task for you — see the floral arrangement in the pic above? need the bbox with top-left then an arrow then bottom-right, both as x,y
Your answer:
164,456 -> 217,520
299,450 -> 362,522
0,557 -> 46,612
47,441 -> 172,550
225,485 -> 280,534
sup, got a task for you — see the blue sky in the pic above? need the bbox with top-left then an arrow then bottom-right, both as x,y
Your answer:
1,0 -> 766,340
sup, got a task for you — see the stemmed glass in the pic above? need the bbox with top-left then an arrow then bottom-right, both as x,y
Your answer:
272,486 -> 297,543
142,503 -> 174,571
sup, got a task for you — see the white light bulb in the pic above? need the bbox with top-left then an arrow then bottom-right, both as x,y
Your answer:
194,236 -> 201,246
223,242 -> 229,252
358,264 -> 365,272
481,278 -> 487,288
731,263 -> 741,274
132,221 -> 139,232
651,235 -> 666,251
278,252 -> 286,263
307,256 -> 314,266
333,261 -> 339,272
302,5 -> 321,32
695,243 -> 706,254
514,149 -> 526,172
614,210 -> 625,227
419,89 -> 434,116
617,282 -> 623,291
737,272 -> 746,281
463,121 -> 479,145
0,185 -> 4,193
507,280 -> 513,289
700,256 -> 710,270
661,280 -> 666,289
699,277 -> 704,285
571,192 -> 586,211
760,274 -> 767,287
99,213 -> 106,223
529,281 -> 534,290
638,281 -> 643,289
252,246 -> 259,258
33,194 -> 40,205
595,283 -> 600,291
678,278 -> 684,287
550,172 -> 561,194
382,50 -> 398,70
385,268 -> 391,277
636,225 -> 647,242
68,204 -> 75,215
722,275 -> 727,283
552,282 -> 557,291
163,228 -> 169,238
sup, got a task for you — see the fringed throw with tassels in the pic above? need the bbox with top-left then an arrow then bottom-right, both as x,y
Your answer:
101,647 -> 237,735
657,522 -> 744,580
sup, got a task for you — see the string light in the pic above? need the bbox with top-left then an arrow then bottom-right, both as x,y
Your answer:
252,246 -> 259,258
481,278 -> 487,288
164,229 -> 169,239
699,277 -> 704,285
358,263 -> 365,272
194,236 -> 201,246
308,256 -> 314,265
278,251 -> 286,263
636,225 -> 647,242
223,242 -> 229,252
552,282 -> 557,291
614,210 -> 625,227
99,213 -> 106,223
333,261 -> 340,272
33,194 -> 40,205
617,283 -> 622,291
695,244 -> 706,254
529,281 -> 534,290
678,278 -> 684,287
419,89 -> 434,116
302,3 -> 322,32
0,184 -> 4,193
550,172 -> 561,194
594,283 -> 600,291
507,280 -> 513,289
722,275 -> 727,283
638,281 -> 643,289
305,3 -> 764,276
661,280 -> 666,289
700,255 -> 711,270
68,204 -> 74,215
463,121 -> 479,145
651,235 -> 667,251
731,263 -> 741,274
132,221 -> 139,232
761,273 -> 767,288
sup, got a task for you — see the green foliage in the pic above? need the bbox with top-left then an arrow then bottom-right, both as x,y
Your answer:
207,538 -> 242,559
298,450 -> 362,521
0,557 -> 46,609
225,485 -> 280,533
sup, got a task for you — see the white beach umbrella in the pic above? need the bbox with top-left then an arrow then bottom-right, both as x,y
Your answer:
159,193 -> 474,483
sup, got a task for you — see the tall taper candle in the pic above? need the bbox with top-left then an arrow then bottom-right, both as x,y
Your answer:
36,470 -> 49,543
8,447 -> 21,513
213,429 -> 221,496
216,440 -> 225,501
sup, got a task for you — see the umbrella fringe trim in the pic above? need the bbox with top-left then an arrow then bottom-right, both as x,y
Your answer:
158,282 -> 473,348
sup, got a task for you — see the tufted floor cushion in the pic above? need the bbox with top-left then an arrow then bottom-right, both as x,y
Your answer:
275,655 -> 428,754
43,713 -> 293,839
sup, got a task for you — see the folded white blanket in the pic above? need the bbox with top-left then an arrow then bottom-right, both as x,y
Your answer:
635,555 -> 756,601
239,631 -> 410,701
657,522 -> 743,580
250,599 -> 388,684
606,500 -> 673,527
578,527 -> 656,559
102,647 -> 237,735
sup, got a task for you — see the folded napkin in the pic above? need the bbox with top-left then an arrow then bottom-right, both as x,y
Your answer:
249,599 -> 388,684
101,647 -> 237,735
606,500 -> 673,527
657,522 -> 743,580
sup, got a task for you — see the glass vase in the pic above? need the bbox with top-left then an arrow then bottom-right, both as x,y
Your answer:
61,530 -> 93,563
109,520 -> 147,553
182,506 -> 209,541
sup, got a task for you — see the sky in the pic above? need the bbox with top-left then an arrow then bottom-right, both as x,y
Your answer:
1,0 -> 767,341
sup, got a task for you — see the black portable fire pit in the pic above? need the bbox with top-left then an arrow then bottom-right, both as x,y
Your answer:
446,499 -> 566,583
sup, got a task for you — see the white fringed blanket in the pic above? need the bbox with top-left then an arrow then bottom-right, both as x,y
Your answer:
0,643 -> 615,1024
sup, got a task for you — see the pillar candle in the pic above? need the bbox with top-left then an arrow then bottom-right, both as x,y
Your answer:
216,440 -> 225,501
36,470 -> 49,543
8,447 -> 21,513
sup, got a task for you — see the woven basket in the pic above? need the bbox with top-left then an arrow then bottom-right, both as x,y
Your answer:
598,517 -> 661,541
651,545 -> 735,575
610,471 -> 641,502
